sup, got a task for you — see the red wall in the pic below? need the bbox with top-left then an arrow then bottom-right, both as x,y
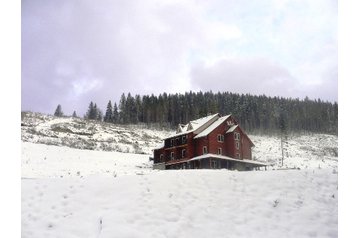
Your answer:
153,115 -> 253,164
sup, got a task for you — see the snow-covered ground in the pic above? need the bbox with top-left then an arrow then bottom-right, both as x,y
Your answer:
21,112 -> 171,154
21,112 -> 338,237
251,134 -> 338,170
21,112 -> 338,170
22,142 -> 337,238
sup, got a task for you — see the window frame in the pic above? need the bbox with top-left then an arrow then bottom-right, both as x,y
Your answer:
236,141 -> 240,149
182,149 -> 186,158
217,147 -> 222,155
203,146 -> 208,155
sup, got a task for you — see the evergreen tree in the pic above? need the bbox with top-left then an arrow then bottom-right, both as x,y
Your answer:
54,104 -> 64,117
113,102 -> 119,123
72,111 -> 78,118
85,101 -> 96,120
94,103 -> 102,121
119,93 -> 127,124
104,100 -> 113,122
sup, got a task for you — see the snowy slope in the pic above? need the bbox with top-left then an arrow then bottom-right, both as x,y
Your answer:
22,142 -> 337,238
251,134 -> 338,170
21,112 -> 338,169
21,112 -> 172,154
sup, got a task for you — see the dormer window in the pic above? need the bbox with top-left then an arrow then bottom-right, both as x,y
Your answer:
227,120 -> 234,126
187,122 -> 193,131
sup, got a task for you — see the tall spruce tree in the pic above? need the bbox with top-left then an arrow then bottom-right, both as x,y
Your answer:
104,100 -> 113,122
72,111 -> 78,118
119,93 -> 127,124
94,103 -> 102,121
113,102 -> 119,123
54,104 -> 64,117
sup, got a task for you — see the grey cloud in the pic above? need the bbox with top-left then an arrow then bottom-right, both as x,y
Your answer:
190,58 -> 300,98
22,0 -> 203,115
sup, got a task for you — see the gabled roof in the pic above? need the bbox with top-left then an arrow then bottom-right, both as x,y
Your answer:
194,115 -> 231,139
169,113 -> 219,138
187,113 -> 219,131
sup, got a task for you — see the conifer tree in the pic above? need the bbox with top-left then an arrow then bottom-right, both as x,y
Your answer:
94,103 -> 102,121
54,104 -> 64,117
113,102 -> 119,123
104,100 -> 113,122
72,111 -> 78,118
85,102 -> 96,120
119,93 -> 128,124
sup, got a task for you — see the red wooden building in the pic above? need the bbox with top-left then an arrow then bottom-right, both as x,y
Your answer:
153,113 -> 266,170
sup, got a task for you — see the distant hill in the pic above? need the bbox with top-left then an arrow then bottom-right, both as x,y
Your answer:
21,112 -> 172,154
21,111 -> 337,170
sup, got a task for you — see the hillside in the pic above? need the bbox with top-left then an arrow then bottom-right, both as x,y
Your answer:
21,112 -> 338,170
21,112 -> 338,237
21,112 -> 171,155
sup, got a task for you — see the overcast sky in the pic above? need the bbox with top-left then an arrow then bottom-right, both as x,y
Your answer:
22,0 -> 337,115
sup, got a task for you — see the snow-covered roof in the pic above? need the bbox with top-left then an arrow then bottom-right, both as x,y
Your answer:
226,125 -> 238,133
187,113 -> 219,131
169,113 -> 219,138
188,153 -> 267,166
194,115 -> 231,139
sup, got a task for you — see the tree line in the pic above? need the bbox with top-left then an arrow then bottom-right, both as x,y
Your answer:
55,91 -> 338,134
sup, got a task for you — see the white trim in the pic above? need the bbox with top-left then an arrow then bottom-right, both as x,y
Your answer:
188,153 -> 267,166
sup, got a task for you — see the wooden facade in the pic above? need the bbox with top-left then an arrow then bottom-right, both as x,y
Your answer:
153,114 -> 266,170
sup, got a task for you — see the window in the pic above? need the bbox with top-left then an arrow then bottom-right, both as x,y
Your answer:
236,142 -> 240,149
170,152 -> 174,160
160,154 -> 164,161
170,139 -> 174,147
182,135 -> 187,144
203,146 -> 207,155
217,134 -> 224,142
182,149 -> 186,158
217,147 -> 222,155
234,132 -> 240,141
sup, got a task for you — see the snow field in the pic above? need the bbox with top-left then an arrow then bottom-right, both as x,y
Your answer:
22,142 -> 152,178
251,134 -> 338,169
22,143 -> 337,238
22,169 -> 337,238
